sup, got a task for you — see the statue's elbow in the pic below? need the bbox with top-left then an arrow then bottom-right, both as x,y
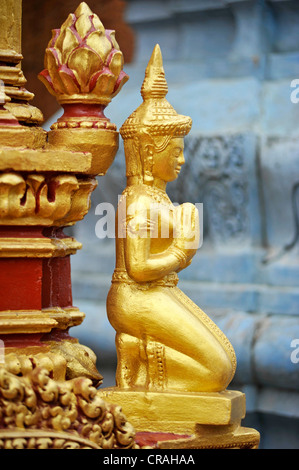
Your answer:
127,260 -> 162,283
126,261 -> 148,283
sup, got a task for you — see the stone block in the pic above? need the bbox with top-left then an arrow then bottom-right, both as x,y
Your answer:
212,311 -> 258,385
261,82 -> 299,137
253,315 -> 299,390
167,133 -> 261,248
259,137 -> 299,252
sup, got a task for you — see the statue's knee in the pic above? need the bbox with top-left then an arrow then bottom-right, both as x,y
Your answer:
206,350 -> 234,392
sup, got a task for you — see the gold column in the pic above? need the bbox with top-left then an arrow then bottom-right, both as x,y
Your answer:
0,0 -> 44,144
0,1 -> 139,450
0,0 -> 22,58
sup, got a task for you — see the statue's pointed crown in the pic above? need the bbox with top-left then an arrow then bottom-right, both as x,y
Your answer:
140,44 -> 168,100
120,44 -> 192,139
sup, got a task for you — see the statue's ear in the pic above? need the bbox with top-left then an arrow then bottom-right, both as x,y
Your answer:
144,142 -> 154,157
139,131 -> 154,161
139,132 -> 154,183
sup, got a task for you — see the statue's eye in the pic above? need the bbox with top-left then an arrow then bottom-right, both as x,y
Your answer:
173,148 -> 181,158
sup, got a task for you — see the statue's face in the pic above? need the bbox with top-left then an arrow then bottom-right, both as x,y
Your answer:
151,137 -> 185,182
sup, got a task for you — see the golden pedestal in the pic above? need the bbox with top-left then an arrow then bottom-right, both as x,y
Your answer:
99,388 -> 260,449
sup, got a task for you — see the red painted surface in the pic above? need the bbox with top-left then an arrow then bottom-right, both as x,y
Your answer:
135,432 -> 191,448
0,333 -> 44,348
0,258 -> 43,310
0,105 -> 21,126
0,329 -> 75,350
60,103 -> 107,119
41,328 -> 73,343
0,227 -> 73,311
0,119 -> 20,126
42,227 -> 69,239
42,256 -> 72,308
0,225 -> 74,353
0,226 -> 45,238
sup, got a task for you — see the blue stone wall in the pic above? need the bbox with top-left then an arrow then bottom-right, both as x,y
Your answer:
47,0 -> 299,449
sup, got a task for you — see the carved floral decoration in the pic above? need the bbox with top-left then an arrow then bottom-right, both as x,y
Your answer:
0,367 -> 139,449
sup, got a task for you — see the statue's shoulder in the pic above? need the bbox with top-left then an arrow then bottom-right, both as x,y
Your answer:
121,185 -> 155,208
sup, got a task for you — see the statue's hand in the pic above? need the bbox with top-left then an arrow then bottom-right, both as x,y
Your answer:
173,203 -> 200,265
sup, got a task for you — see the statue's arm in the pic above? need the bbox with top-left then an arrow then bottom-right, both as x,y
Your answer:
124,213 -> 198,282
124,231 -> 187,282
125,224 -> 188,282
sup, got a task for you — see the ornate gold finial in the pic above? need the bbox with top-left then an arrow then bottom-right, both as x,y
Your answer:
120,44 -> 192,139
38,1 -> 128,107
38,2 -> 129,175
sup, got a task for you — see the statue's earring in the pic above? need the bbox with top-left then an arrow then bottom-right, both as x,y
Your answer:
143,144 -> 154,184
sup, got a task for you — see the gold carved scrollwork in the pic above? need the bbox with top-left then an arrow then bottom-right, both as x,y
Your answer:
3,340 -> 102,386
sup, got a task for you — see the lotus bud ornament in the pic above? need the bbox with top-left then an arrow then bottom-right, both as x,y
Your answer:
39,2 -> 128,108
38,2 -> 129,176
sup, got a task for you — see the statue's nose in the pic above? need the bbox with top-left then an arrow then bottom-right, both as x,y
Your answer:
179,153 -> 185,166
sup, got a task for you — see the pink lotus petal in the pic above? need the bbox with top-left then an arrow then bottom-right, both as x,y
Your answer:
111,70 -> 129,97
58,64 -> 80,93
89,67 -> 114,92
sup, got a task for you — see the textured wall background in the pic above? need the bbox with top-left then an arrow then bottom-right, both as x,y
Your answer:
41,0 -> 299,449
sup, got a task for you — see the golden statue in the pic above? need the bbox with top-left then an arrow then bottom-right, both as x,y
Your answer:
102,45 -> 260,449
107,44 -> 236,394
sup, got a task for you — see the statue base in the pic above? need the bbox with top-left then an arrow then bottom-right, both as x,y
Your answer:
99,387 -> 260,449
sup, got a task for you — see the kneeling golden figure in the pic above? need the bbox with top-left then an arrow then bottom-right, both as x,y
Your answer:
107,44 -> 236,394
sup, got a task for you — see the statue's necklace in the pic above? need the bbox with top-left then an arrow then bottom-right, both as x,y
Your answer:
143,184 -> 172,206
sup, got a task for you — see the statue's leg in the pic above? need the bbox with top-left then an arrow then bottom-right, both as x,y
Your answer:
172,287 -> 237,377
115,334 -> 169,390
107,284 -> 235,392
115,332 -> 147,389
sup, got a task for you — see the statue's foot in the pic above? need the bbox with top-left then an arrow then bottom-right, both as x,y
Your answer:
115,333 -> 147,389
115,333 -> 168,390
115,332 -> 233,393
